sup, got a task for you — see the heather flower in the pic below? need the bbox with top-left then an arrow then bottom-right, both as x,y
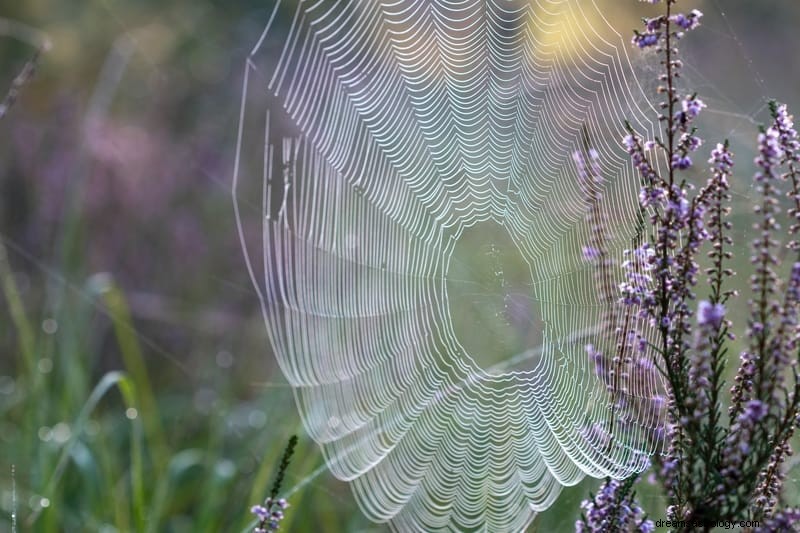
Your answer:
756,128 -> 784,171
670,10 -> 703,31
753,441 -> 793,516
632,31 -> 660,49
683,96 -> 705,119
671,153 -> 692,170
619,245 -> 656,313
583,246 -> 601,261
704,142 -> 736,314
772,102 -> 800,243
251,505 -> 269,521
253,499 -> 289,531
718,409 -> 758,495
744,399 -> 768,423
727,121 -> 787,430
587,343 -> 607,382
674,95 -> 706,129
623,133 -> 661,195
644,17 -> 664,32
753,508 -> 800,532
709,143 -> 735,173
680,133 -> 702,152
576,478 -> 654,533
686,347 -> 711,420
740,131 -> 800,516
576,145 -> 667,451
251,498 -> 291,532
574,149 -> 603,187
696,301 -> 725,329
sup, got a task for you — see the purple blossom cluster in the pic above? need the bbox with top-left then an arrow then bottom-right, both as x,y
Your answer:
696,301 -> 724,329
575,478 -> 655,533
577,146 -> 665,440
618,245 -> 656,310
754,508 -> 800,533
577,1 -> 800,531
671,10 -> 703,31
721,105 -> 800,519
631,4 -> 702,49
251,498 -> 289,532
775,103 -> 800,240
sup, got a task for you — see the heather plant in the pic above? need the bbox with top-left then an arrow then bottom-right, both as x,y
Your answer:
577,476 -> 654,533
250,435 -> 297,533
577,1 -> 800,531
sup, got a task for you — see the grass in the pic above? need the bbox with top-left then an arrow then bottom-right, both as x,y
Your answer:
0,24 -> 379,528
0,231 -> 328,530
0,222 -> 403,532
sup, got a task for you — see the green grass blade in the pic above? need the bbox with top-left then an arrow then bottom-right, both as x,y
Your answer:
146,448 -> 205,533
95,279 -> 168,471
26,371 -> 143,528
0,238 -> 36,377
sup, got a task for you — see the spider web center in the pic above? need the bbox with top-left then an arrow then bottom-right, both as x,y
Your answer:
445,221 -> 542,374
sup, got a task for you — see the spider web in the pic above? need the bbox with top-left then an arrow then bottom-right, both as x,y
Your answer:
233,0 -> 667,530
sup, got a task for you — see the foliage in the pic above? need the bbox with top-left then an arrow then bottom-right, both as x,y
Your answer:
577,1 -> 800,531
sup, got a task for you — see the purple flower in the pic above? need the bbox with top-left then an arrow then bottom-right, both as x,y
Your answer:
742,400 -> 768,425
252,497 -> 291,532
576,477 -> 653,532
645,17 -> 665,32
582,246 -> 601,261
622,134 -> 636,151
251,505 -> 269,521
682,95 -> 706,120
709,142 -> 734,174
671,154 -> 692,170
756,128 -> 783,172
586,344 -> 605,374
632,31 -> 660,48
680,133 -> 702,152
697,301 -> 725,329
638,520 -> 655,533
754,508 -> 800,532
573,149 -> 603,187
670,10 -> 703,31
619,245 -> 657,313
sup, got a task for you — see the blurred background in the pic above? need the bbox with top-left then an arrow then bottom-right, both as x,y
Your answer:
1,0 -> 799,531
